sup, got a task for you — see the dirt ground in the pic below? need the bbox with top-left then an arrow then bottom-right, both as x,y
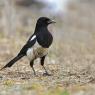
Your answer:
0,35 -> 95,95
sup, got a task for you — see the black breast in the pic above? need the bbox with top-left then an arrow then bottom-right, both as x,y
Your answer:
37,31 -> 53,48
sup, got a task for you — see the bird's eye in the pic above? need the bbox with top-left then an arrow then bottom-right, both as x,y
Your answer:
47,20 -> 51,24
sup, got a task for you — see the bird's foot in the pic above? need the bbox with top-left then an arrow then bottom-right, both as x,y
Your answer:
33,73 -> 39,77
34,74 -> 39,77
43,72 -> 52,76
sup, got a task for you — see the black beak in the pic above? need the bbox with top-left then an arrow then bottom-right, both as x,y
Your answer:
48,20 -> 56,24
51,20 -> 56,23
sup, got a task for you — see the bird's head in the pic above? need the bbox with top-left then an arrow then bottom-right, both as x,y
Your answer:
36,17 -> 56,27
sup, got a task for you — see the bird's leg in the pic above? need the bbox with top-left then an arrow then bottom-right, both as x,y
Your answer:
32,66 -> 36,75
42,65 -> 48,74
41,56 -> 51,76
30,60 -> 36,76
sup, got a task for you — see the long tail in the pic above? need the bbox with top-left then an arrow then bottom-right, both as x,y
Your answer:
0,54 -> 24,70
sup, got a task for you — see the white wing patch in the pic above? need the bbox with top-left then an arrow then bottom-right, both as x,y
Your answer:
27,48 -> 34,61
30,35 -> 36,41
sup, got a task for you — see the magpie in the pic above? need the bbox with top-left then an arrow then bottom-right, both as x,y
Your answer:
1,17 -> 55,75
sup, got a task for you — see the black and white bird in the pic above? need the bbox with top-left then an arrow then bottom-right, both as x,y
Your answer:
1,17 -> 55,75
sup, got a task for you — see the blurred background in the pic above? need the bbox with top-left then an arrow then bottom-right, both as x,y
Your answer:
0,0 -> 95,95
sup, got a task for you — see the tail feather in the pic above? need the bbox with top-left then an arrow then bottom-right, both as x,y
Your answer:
0,54 -> 24,70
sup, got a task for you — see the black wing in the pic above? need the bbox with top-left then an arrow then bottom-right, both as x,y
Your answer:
0,34 -> 37,70
18,34 -> 36,56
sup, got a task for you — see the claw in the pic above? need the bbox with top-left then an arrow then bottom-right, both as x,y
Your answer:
43,72 -> 52,76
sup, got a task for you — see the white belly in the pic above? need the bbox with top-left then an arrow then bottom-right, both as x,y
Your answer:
26,41 -> 48,61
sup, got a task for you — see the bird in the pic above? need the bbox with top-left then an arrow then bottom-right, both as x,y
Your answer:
1,17 -> 55,76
